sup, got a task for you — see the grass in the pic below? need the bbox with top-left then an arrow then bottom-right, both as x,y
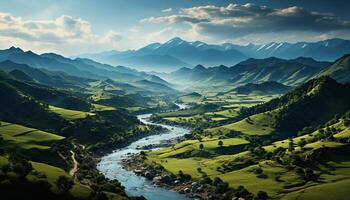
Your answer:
147,117 -> 350,198
218,161 -> 296,196
209,110 -> 277,136
0,156 -> 91,199
92,103 -> 116,111
282,179 -> 350,200
0,122 -> 64,149
31,162 -> 91,199
205,108 -> 239,118
0,155 -> 9,165
178,93 -> 203,103
147,137 -> 250,178
49,105 -> 95,120
126,106 -> 145,112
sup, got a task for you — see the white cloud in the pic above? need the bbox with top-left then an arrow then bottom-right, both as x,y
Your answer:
162,8 -> 172,13
141,3 -> 350,40
0,13 -> 92,43
0,12 -> 128,54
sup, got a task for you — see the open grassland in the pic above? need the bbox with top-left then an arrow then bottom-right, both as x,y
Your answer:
282,179 -> 350,200
92,103 -> 117,111
147,117 -> 350,198
178,93 -> 203,104
0,156 -> 91,199
160,93 -> 279,126
0,122 -> 64,149
151,137 -> 249,158
49,105 -> 95,120
209,110 -> 278,136
30,162 -> 91,199
203,93 -> 277,106
148,144 -> 350,198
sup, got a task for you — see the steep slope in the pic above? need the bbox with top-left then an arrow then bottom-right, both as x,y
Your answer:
0,49 -> 98,79
0,47 -> 172,87
132,79 -> 177,94
0,60 -> 91,89
0,71 -> 68,131
107,54 -> 191,72
313,54 -> 350,83
168,57 -> 323,86
9,69 -> 34,82
233,81 -> 293,95
238,76 -> 350,134
81,37 -> 247,71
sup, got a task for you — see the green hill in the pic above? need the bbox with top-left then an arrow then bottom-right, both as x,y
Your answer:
233,81 -> 292,95
313,54 -> 350,83
178,92 -> 203,103
9,69 -> 34,82
211,77 -> 350,138
169,57 -> 323,86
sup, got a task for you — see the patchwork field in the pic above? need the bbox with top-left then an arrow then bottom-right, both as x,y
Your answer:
0,121 -> 64,149
208,110 -> 278,136
49,105 -> 95,120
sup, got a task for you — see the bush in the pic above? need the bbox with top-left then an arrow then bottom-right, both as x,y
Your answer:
256,191 -> 269,200
55,176 -> 74,194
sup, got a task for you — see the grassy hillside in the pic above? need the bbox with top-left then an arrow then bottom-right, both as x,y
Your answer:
49,105 -> 95,120
313,54 -> 350,83
144,111 -> 350,199
238,76 -> 350,134
210,109 -> 278,136
0,121 -> 64,150
232,81 -> 292,95
178,92 -> 203,103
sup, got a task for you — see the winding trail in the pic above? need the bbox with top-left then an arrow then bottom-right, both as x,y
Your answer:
69,150 -> 78,176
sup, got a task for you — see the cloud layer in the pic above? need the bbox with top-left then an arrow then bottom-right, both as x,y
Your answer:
142,3 -> 350,40
0,13 -> 92,43
0,12 -> 128,54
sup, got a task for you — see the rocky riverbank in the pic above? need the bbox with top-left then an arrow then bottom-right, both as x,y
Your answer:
121,154 -> 211,200
121,153 -> 252,200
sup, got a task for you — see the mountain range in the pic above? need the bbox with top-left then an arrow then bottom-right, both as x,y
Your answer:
232,81 -> 293,95
163,56 -> 335,87
0,47 -> 175,94
78,37 -> 350,72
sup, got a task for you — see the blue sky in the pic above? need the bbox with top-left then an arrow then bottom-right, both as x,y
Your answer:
0,0 -> 349,55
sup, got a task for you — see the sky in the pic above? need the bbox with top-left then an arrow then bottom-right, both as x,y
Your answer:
0,0 -> 350,55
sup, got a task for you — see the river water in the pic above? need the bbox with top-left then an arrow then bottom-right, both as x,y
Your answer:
97,109 -> 191,200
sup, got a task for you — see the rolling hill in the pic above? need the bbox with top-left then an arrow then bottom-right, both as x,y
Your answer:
232,81 -> 293,95
236,76 -> 350,135
313,54 -> 350,83
0,47 -> 174,92
167,57 -> 326,86
0,60 -> 91,89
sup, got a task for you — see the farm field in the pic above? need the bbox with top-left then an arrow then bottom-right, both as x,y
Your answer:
49,105 -> 95,120
0,121 -> 64,149
208,110 -> 278,136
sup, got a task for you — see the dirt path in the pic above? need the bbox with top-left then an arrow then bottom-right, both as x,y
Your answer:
69,150 -> 78,176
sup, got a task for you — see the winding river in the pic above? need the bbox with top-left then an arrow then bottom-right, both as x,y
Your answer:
97,104 -> 191,200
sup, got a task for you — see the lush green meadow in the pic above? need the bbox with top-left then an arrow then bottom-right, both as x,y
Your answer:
49,105 -> 95,120
0,121 -> 64,149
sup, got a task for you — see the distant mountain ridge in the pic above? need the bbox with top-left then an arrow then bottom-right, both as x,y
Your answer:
78,37 -> 350,71
239,76 -> 350,134
0,47 -> 175,93
232,81 -> 293,95
165,57 -> 330,86
313,54 -> 350,83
